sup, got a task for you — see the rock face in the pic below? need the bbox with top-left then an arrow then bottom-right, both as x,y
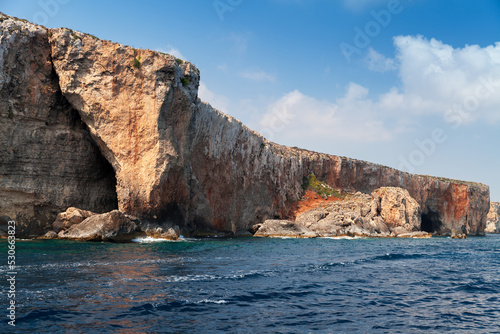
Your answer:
58,210 -> 139,241
0,15 -> 118,237
0,13 -> 491,237
485,202 -> 500,233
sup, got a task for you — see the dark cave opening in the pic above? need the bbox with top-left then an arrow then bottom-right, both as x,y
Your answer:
421,211 -> 442,233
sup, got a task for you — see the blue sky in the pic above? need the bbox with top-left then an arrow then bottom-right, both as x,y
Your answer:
3,0 -> 500,200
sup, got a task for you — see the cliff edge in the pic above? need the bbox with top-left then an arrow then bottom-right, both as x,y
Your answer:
0,13 -> 490,237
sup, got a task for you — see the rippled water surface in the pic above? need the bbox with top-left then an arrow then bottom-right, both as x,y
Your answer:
1,235 -> 500,333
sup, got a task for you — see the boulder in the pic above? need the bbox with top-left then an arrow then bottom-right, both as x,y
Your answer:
41,231 -> 58,239
139,221 -> 180,240
53,207 -> 96,233
396,231 -> 432,238
58,210 -> 139,242
391,226 -> 410,237
253,220 -> 317,238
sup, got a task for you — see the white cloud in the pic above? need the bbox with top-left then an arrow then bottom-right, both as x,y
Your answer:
389,35 -> 500,123
201,35 -> 500,150
198,81 -> 230,113
258,87 -> 393,143
239,69 -> 276,82
365,48 -> 396,72
156,46 -> 185,60
257,35 -> 500,145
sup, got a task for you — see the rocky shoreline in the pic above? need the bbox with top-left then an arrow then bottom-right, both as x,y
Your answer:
0,13 -> 492,241
1,186 -> 474,242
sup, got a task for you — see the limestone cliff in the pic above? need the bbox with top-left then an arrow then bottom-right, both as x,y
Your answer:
0,15 -> 117,237
0,13 -> 491,237
485,202 -> 500,233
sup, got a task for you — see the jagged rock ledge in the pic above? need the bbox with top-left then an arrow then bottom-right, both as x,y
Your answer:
0,13 -> 491,240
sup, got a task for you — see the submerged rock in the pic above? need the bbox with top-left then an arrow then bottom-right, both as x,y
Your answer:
253,220 -> 317,238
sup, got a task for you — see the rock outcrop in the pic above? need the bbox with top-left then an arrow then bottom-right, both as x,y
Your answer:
253,187 -> 431,238
485,202 -> 500,233
0,13 -> 491,238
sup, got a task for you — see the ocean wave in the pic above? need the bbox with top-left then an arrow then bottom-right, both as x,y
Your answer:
131,236 -> 200,243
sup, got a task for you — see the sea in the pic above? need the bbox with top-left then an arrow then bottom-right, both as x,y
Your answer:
1,235 -> 500,333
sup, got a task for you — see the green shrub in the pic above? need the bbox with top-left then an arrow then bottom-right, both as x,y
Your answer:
181,77 -> 190,86
176,58 -> 183,65
133,56 -> 141,68
302,174 -> 343,199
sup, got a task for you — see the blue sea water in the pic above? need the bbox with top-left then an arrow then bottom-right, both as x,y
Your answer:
1,235 -> 500,333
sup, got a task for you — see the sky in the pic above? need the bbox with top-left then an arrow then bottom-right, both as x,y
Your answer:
2,0 -> 500,200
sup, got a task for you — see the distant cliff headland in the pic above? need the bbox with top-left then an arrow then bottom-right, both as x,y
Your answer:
0,13 -> 491,241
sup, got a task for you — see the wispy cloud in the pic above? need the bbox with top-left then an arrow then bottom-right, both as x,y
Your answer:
365,48 -> 397,72
155,46 -> 185,60
198,81 -> 230,113
239,69 -> 276,82
228,32 -> 250,55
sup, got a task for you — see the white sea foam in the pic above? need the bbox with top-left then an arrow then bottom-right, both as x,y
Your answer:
131,237 -> 171,243
195,299 -> 228,304
131,236 -> 199,243
322,236 -> 365,240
